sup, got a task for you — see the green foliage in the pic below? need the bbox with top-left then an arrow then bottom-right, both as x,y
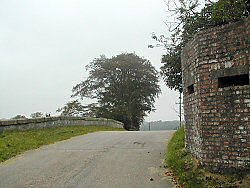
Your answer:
210,0 -> 249,26
154,0 -> 249,93
56,100 -> 88,117
72,53 -> 161,130
170,0 -> 249,45
160,43 -> 183,92
166,127 -> 205,187
165,126 -> 250,187
30,112 -> 44,118
0,126 -> 124,163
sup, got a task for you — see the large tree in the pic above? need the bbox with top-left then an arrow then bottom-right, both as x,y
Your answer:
72,53 -> 161,130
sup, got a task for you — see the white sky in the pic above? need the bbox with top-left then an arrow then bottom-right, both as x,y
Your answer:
0,0 -> 181,121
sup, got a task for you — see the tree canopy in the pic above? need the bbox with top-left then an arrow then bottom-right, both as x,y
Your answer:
72,53 -> 161,130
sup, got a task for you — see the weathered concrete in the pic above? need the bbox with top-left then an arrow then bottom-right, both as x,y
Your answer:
0,131 -> 175,188
0,117 -> 124,132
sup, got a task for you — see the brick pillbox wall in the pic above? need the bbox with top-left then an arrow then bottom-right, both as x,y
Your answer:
182,17 -> 250,172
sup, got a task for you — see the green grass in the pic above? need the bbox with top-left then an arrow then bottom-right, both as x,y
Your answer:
0,126 -> 124,163
165,127 -> 250,188
165,126 -> 204,188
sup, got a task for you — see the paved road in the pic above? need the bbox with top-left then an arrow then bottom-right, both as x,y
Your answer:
0,131 -> 175,188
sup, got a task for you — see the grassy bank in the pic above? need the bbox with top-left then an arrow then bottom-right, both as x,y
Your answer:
165,127 -> 250,188
0,126 -> 124,163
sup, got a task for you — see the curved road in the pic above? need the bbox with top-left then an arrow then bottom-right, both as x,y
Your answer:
0,131 -> 175,188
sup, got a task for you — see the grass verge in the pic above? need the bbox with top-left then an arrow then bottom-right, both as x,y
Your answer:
165,126 -> 250,188
0,126 -> 124,163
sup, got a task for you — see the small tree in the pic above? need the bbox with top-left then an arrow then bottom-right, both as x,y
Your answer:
56,100 -> 87,117
30,112 -> 44,118
11,115 -> 27,119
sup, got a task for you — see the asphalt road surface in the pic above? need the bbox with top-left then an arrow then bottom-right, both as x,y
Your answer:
0,131 -> 175,188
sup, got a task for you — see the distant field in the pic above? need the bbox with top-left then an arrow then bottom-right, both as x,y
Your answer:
140,120 -> 179,131
0,126 -> 124,163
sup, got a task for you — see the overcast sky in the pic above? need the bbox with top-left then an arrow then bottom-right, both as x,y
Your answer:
0,0 -> 182,121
